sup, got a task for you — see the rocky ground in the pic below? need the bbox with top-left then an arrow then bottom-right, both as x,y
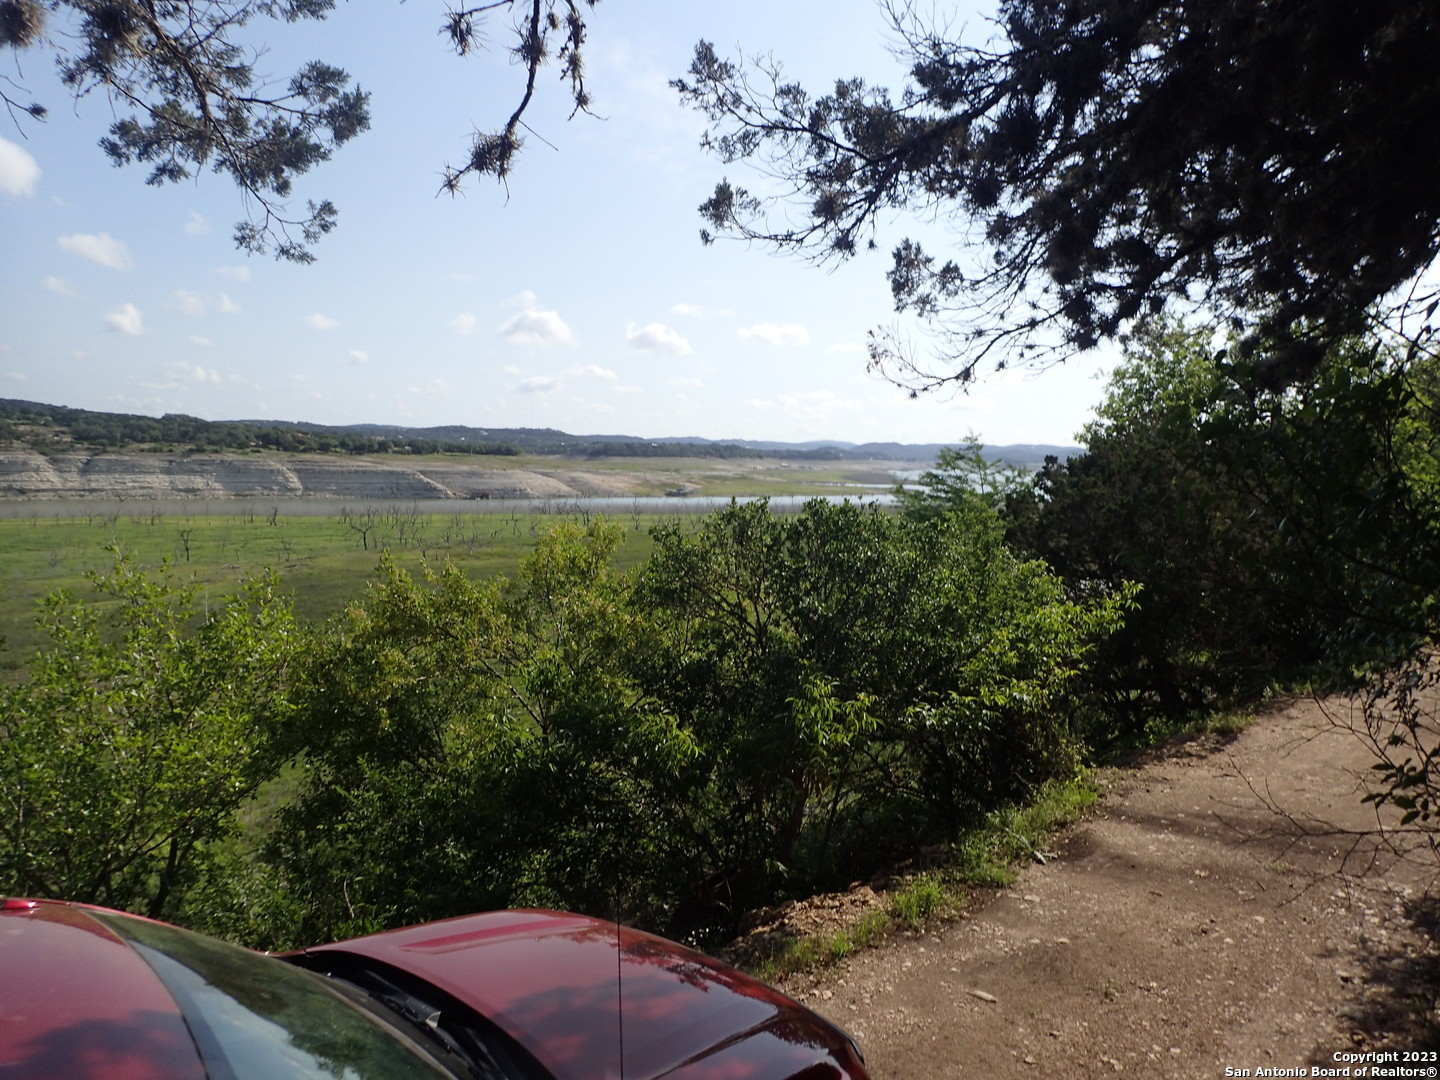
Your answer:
771,696 -> 1440,1078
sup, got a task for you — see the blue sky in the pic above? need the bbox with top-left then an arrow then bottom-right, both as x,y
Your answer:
0,1 -> 1116,446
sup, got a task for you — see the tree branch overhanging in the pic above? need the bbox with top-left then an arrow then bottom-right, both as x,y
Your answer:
675,0 -> 1440,393
4,0 -> 602,260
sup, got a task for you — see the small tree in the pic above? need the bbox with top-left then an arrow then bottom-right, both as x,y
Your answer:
264,524 -> 698,945
0,557 -> 297,919
894,435 -> 1027,521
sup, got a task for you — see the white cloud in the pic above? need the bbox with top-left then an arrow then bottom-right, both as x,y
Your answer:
71,350 -> 91,360
750,390 -> 860,424
571,363 -> 618,380
669,302 -> 732,318
349,349 -> 370,365
42,276 -> 80,297
215,265 -> 251,281
59,232 -> 132,270
184,211 -> 210,235
190,335 -> 215,348
500,307 -> 574,347
104,303 -> 145,336
304,312 -> 340,330
448,313 -> 477,335
4,371 -> 26,381
173,290 -> 241,317
739,323 -> 809,347
669,376 -> 703,389
626,322 -> 692,356
613,385 -> 643,395
166,362 -> 221,384
155,362 -> 221,386
0,136 -> 40,197
518,375 -> 559,394
505,289 -> 539,310
173,290 -> 209,318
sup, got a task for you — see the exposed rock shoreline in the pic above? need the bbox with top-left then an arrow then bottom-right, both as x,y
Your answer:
0,449 -> 645,501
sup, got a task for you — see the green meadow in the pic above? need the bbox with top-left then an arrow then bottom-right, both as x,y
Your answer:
0,449 -> 904,674
0,503 -> 668,675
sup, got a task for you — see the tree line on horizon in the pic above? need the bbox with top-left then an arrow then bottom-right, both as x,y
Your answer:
0,399 -> 861,462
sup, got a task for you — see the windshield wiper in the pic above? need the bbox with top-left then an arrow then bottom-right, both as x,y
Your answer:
286,952 -> 549,1080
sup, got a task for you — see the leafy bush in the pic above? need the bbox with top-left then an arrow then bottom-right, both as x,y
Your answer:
252,500 -> 1124,945
1008,323 -> 1440,746
0,558 -> 297,919
0,496 -> 1130,948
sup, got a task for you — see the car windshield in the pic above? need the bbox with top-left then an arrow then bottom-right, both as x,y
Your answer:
91,912 -> 455,1080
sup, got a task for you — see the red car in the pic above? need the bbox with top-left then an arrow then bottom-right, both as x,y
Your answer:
0,898 -> 869,1080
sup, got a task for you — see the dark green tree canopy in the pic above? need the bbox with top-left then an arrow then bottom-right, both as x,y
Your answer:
674,0 -> 1440,389
1,0 -> 598,261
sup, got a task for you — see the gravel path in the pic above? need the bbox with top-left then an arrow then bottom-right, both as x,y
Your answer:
783,697 -> 1440,1078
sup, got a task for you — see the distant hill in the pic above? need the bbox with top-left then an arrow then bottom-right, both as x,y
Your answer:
1,398 -> 1079,464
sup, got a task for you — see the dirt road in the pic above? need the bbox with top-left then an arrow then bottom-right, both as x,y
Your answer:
784,697 -> 1439,1078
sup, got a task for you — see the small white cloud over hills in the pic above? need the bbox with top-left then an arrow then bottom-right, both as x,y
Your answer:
42,276 -> 80,298
174,290 -> 241,317
165,362 -> 221,384
626,322 -> 691,356
739,323 -> 809,346
500,297 -> 574,347
59,232 -> 132,270
104,303 -> 145,336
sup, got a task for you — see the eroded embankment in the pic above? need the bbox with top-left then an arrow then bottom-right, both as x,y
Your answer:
0,449 -> 646,501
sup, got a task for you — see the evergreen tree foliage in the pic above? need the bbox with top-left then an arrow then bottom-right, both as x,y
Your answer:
675,1 -> 1440,389
2,1 -> 599,259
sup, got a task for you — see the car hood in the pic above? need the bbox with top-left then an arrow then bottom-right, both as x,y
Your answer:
303,910 -> 864,1080
0,900 -> 205,1080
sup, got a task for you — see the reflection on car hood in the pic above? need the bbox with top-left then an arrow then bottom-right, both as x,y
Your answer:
303,909 -> 863,1080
